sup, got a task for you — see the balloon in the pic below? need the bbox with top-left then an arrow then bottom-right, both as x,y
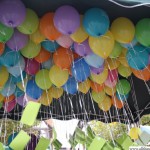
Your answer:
89,31 -> 115,59
131,65 -> 150,81
121,37 -> 138,49
6,29 -> 29,51
63,76 -> 78,94
116,79 -> 131,95
105,77 -> 117,88
98,95 -> 112,112
16,95 -> 27,107
78,79 -> 91,94
135,18 -> 150,47
26,79 -> 43,100
126,45 -> 149,70
41,58 -> 53,70
104,86 -> 116,96
4,94 -> 15,103
48,86 -> 63,99
116,92 -> 129,101
105,58 -> 120,70
0,94 -> 4,102
41,40 -> 59,52
90,81 -> 104,93
0,0 -> 26,27
110,17 -> 135,43
39,12 -> 61,40
56,35 -> 73,48
54,5 -> 80,35
109,42 -> 123,58
30,29 -> 45,44
25,59 -> 40,75
14,87 -> 24,98
74,39 -> 92,56
53,47 -> 73,69
72,58 -> 90,82
0,23 -> 14,42
17,9 -> 39,34
92,90 -> 106,103
118,64 -> 132,78
34,47 -> 51,63
90,64 -> 104,75
49,65 -> 69,87
7,56 -> 25,77
0,66 -> 9,89
8,133 -> 18,146
0,42 -> 4,56
17,78 -> 28,92
107,69 -> 118,82
35,69 -> 52,90
21,40 -> 41,58
83,8 -> 109,37
128,127 -> 141,140
112,96 -> 124,109
4,99 -> 16,112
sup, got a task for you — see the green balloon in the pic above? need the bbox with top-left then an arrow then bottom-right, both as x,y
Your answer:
116,79 -> 131,95
109,42 -> 123,58
0,23 -> 14,42
17,8 -> 39,34
135,18 -> 150,47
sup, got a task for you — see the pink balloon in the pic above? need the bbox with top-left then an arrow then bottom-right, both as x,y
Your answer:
56,35 -> 73,48
4,99 -> 16,112
105,78 -> 117,88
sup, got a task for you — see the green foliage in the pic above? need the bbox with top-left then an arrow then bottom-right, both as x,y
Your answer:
140,114 -> 150,126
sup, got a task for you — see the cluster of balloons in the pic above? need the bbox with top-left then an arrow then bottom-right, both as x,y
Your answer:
0,0 -> 150,112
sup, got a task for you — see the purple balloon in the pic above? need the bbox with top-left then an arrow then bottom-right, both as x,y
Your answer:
54,5 -> 80,35
0,0 -> 26,27
74,39 -> 93,56
6,29 -> 29,51
16,95 -> 27,107
90,63 -> 104,75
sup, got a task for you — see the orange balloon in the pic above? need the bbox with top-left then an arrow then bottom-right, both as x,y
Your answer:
39,13 -> 61,40
34,47 -> 51,63
0,42 -> 5,56
112,96 -> 124,109
131,65 -> 150,81
90,81 -> 104,93
53,47 -> 73,69
4,95 -> 15,103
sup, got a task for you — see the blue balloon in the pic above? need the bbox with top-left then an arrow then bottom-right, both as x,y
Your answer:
126,45 -> 149,70
41,40 -> 59,52
63,76 -> 78,94
8,132 -> 18,146
83,8 -> 109,37
14,87 -> 24,97
72,58 -> 90,82
116,92 -> 129,101
121,37 -> 138,49
84,53 -> 104,68
26,79 -> 43,100
41,58 -> 53,70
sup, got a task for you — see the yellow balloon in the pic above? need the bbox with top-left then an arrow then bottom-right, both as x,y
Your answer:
91,67 -> 108,84
17,78 -> 28,92
0,67 -> 9,89
98,96 -> 112,112
89,31 -> 115,59
49,65 -> 69,87
30,29 -> 45,44
128,127 -> 141,140
104,86 -> 116,96
110,17 -> 135,44
0,94 -> 4,102
78,79 -> 91,94
21,40 -> 41,58
118,64 -> 132,78
48,86 -> 63,99
105,58 -> 120,70
92,90 -> 106,103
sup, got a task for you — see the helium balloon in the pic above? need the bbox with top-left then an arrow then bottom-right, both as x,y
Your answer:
63,76 -> 78,94
128,127 -> 141,140
21,40 -> 41,58
17,78 -> 28,92
116,79 -> 131,95
110,17 -> 135,44
0,42 -> 4,56
90,64 -> 104,75
107,69 -> 118,82
72,58 -> 90,82
116,92 -> 129,101
14,87 -> 24,98
92,90 -> 106,103
54,5 -> 80,35
83,8 -> 109,37
35,69 -> 52,90
41,58 -> 53,70
16,95 -> 27,107
105,58 -> 120,70
74,39 -> 92,56
53,47 -> 73,69
56,35 -> 73,48
26,79 -> 43,100
126,45 -> 149,70
4,94 -> 15,103
25,58 -> 40,75
17,9 -> 39,34
98,95 -> 112,112
0,94 -> 4,102
34,47 -> 51,63
72,51 -> 80,60
49,65 -> 69,87
6,29 -> 29,51
112,96 -> 124,109
48,86 -> 63,99
90,81 -> 104,93
104,77 -> 117,88
78,79 -> 91,94
118,64 -> 132,78
39,12 -> 61,40
104,86 -> 116,96
0,0 -> 26,27
135,18 -> 150,47
121,37 -> 138,49
41,40 -> 59,52
0,23 -> 14,42
89,31 -> 115,59
109,42 -> 123,58
0,66 -> 9,89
